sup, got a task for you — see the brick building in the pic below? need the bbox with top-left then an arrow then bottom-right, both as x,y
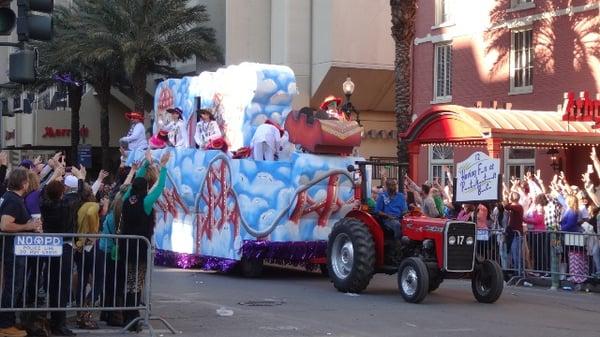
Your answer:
408,0 -> 600,184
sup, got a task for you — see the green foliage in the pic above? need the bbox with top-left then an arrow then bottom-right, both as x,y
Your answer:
66,0 -> 221,78
37,0 -> 221,94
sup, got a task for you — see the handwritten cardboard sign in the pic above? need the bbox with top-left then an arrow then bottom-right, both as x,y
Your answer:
455,152 -> 500,203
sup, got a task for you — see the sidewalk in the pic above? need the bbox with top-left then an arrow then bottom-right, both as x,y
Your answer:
514,274 -> 600,293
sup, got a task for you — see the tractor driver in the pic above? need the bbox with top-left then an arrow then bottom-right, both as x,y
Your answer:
374,178 -> 408,240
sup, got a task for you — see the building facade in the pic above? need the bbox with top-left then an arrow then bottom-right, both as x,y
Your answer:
0,0 -> 133,167
222,0 -> 398,160
2,0 -> 400,167
411,0 -> 600,184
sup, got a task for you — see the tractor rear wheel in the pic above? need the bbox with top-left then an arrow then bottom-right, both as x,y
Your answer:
327,217 -> 375,293
398,257 -> 429,303
471,259 -> 504,303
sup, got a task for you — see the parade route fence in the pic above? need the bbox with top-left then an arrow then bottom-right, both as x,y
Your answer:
0,232 -> 176,336
475,228 -> 600,287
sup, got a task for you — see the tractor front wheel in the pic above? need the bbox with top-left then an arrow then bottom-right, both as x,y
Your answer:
327,217 -> 375,293
397,257 -> 429,303
471,259 -> 504,303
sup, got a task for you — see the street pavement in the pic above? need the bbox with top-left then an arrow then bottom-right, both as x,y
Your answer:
74,266 -> 600,337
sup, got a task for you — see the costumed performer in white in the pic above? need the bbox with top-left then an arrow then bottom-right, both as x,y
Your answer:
120,111 -> 148,151
165,107 -> 189,147
194,109 -> 222,149
251,120 -> 284,161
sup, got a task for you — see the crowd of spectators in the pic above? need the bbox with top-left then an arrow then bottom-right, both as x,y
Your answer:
370,148 -> 600,287
0,149 -> 169,337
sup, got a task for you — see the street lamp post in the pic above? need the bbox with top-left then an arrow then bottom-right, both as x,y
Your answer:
342,76 -> 360,125
547,148 -> 561,172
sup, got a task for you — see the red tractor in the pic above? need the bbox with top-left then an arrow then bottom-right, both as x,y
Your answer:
326,161 -> 504,303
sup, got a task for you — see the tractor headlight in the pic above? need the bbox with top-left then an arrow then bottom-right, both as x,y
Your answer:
448,236 -> 456,245
466,236 -> 474,245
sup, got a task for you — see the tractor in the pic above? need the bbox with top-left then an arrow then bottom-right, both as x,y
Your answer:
326,161 -> 504,303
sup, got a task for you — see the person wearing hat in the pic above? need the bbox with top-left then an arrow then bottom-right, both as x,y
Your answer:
319,95 -> 347,121
149,130 -> 169,150
120,111 -> 148,151
251,120 -> 284,161
194,109 -> 222,149
165,107 -> 189,147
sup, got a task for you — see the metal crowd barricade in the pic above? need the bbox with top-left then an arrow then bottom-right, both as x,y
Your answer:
475,228 -> 523,276
475,228 -> 600,287
525,229 -> 600,284
0,232 -> 175,336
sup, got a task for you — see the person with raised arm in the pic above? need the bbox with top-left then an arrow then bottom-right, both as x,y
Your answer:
119,150 -> 171,332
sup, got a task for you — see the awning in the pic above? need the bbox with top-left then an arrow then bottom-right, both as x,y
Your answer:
401,105 -> 600,148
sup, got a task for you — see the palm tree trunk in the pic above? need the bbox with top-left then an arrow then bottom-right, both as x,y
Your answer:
390,0 -> 417,165
132,65 -> 147,113
68,84 -> 83,166
96,81 -> 111,170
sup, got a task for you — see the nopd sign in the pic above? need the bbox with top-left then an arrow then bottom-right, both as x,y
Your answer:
455,152 -> 501,203
14,235 -> 63,257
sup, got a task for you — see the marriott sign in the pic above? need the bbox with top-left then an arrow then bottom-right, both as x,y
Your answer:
561,91 -> 600,128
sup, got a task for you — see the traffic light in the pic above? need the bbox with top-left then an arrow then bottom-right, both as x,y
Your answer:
9,48 -> 36,83
0,5 -> 16,35
16,0 -> 53,42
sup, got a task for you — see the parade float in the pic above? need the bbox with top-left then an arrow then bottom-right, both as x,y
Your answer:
128,63 -> 365,274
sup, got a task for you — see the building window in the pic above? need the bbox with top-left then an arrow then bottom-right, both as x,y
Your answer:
429,146 -> 454,186
434,43 -> 452,100
435,0 -> 453,26
1,99 -> 8,116
510,28 -> 533,94
13,96 -> 21,110
505,148 -> 535,181
511,0 -> 533,7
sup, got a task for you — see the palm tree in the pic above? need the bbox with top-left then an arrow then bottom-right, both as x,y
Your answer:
390,0 -> 417,165
36,42 -> 84,166
78,0 -> 222,113
37,3 -> 122,170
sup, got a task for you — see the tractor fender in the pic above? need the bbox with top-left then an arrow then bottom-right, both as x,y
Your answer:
344,210 -> 385,267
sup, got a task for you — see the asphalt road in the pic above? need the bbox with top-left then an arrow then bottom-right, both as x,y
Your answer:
140,266 -> 600,337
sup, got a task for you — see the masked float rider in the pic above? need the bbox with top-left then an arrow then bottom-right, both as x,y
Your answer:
194,109 -> 222,149
165,107 -> 189,147
319,95 -> 347,121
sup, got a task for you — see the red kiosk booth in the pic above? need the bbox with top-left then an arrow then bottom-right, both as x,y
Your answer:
400,103 -> 600,184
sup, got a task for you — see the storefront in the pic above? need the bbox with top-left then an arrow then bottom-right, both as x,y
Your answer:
1,89 -> 134,169
400,101 -> 600,185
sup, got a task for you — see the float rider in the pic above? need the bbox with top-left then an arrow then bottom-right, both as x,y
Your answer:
319,95 -> 347,121
120,111 -> 148,152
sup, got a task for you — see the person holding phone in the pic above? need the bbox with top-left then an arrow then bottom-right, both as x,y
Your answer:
0,168 -> 43,337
